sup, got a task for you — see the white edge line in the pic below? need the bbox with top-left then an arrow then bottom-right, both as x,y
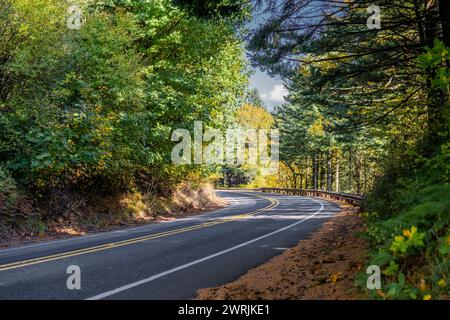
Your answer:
85,198 -> 325,300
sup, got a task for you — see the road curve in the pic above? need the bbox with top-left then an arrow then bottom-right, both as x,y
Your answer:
0,191 -> 341,299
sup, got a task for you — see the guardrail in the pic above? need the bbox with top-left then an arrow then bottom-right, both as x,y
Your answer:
218,187 -> 363,206
218,188 -> 261,192
259,188 -> 363,206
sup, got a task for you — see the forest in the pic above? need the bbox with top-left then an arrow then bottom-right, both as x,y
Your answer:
0,0 -> 449,299
250,0 -> 449,300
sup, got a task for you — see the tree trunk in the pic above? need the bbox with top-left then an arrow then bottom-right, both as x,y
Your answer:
327,150 -> 332,191
348,148 -> 353,193
287,163 -> 297,189
299,162 -> 304,189
438,0 -> 450,47
424,0 -> 448,146
363,156 -> 367,194
335,154 -> 340,192
356,153 -> 361,195
305,158 -> 310,189
319,154 -> 324,190
313,154 -> 318,189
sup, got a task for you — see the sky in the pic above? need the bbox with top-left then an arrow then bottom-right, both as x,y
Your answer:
249,70 -> 287,111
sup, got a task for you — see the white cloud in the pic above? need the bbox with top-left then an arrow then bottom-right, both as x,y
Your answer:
261,84 -> 288,103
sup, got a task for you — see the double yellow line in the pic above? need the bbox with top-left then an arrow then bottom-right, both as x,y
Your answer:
0,195 -> 278,272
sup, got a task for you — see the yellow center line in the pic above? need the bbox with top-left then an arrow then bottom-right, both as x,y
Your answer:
0,195 -> 279,272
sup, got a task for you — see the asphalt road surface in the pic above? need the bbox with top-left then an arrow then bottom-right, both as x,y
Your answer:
0,191 -> 341,300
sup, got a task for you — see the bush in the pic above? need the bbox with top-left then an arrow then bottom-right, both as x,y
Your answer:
0,166 -> 19,208
363,144 -> 450,300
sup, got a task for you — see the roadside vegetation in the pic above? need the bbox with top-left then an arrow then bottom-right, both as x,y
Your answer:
0,0 -> 251,240
248,0 -> 449,300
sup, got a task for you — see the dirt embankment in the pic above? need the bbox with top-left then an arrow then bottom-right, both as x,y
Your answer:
197,204 -> 368,300
0,183 -> 226,248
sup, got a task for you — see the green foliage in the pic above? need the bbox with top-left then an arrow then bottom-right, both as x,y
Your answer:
417,39 -> 450,92
249,1 -> 450,299
245,88 -> 266,109
0,0 -> 248,194
364,124 -> 450,299
0,166 -> 17,197
383,272 -> 420,300
389,226 -> 425,254
172,0 -> 251,21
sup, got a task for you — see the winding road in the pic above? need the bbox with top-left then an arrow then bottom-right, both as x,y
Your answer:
0,191 -> 341,299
